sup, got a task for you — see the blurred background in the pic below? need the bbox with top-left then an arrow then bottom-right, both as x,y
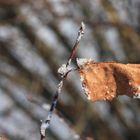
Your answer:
0,0 -> 140,140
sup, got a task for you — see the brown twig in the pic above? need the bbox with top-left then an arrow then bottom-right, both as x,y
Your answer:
40,22 -> 85,140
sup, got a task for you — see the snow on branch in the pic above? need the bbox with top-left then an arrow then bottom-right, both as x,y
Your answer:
40,22 -> 85,140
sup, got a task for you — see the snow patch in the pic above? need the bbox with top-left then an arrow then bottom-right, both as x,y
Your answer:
76,58 -> 93,67
57,64 -> 72,76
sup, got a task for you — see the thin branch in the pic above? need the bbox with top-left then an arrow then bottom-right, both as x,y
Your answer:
66,22 -> 85,66
40,22 -> 85,140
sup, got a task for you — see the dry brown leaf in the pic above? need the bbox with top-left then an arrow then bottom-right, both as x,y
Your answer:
78,60 -> 140,101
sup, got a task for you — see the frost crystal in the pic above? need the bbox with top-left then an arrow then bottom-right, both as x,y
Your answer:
58,64 -> 72,76
81,22 -> 86,31
76,58 -> 93,67
40,122 -> 49,136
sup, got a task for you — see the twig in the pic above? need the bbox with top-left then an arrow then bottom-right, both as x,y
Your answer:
40,22 -> 85,140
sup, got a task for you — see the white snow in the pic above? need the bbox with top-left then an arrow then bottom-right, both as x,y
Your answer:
76,58 -> 93,67
57,64 -> 72,76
